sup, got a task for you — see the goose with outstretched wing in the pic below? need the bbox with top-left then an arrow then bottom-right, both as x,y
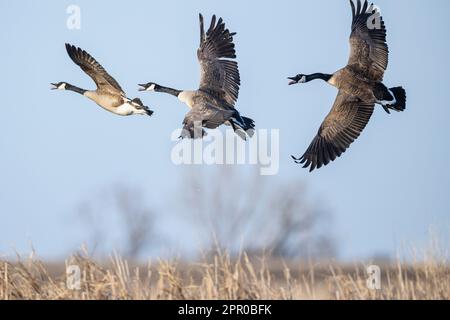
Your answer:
288,0 -> 406,171
52,43 -> 153,117
139,14 -> 254,140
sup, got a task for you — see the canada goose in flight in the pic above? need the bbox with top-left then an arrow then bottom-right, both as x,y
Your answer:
288,0 -> 406,172
139,14 -> 254,140
52,44 -> 153,117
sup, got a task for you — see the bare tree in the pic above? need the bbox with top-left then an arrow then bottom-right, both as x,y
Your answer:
178,166 -> 336,259
77,185 -> 158,259
75,169 -> 336,260
115,186 -> 156,258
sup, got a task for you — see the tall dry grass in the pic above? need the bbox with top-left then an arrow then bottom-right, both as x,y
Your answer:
0,248 -> 448,300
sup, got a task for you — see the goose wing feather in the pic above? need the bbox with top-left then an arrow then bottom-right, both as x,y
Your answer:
197,14 -> 240,107
347,0 -> 389,82
293,91 -> 375,171
65,43 -> 125,95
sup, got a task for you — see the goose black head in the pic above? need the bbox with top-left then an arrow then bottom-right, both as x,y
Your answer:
138,82 -> 159,92
51,82 -> 68,90
288,74 -> 307,85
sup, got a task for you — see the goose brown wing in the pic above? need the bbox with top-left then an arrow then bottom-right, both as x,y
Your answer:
293,91 -> 374,171
197,14 -> 240,107
65,43 -> 125,94
347,0 -> 389,82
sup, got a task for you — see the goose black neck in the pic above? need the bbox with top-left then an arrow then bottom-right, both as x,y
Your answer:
155,85 -> 182,97
306,73 -> 332,82
66,84 -> 87,95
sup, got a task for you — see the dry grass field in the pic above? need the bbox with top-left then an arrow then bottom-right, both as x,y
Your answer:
0,249 -> 448,300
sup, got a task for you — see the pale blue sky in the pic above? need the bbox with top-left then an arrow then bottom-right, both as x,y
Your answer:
0,0 -> 449,260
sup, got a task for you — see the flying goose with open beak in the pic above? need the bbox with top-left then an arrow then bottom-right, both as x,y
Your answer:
138,14 -> 254,140
52,43 -> 153,117
288,0 -> 406,171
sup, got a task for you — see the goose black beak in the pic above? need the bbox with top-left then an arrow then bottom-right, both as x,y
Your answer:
50,83 -> 58,90
287,77 -> 299,86
138,84 -> 147,92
